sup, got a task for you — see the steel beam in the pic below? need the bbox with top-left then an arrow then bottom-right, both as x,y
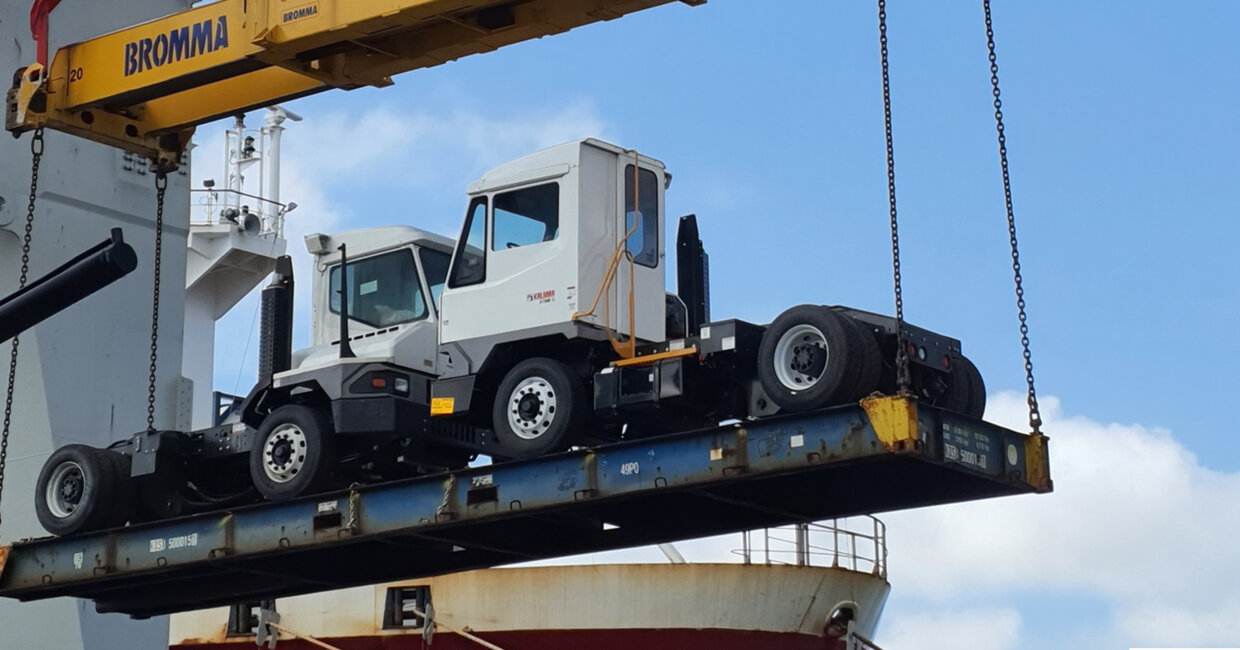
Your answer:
0,398 -> 1049,617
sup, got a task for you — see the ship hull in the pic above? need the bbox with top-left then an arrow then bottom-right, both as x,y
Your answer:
170,563 -> 888,650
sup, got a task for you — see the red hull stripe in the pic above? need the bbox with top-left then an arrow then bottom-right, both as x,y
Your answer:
172,628 -> 847,650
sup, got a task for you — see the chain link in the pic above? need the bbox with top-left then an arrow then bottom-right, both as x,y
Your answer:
877,0 -> 911,393
1,127 -> 45,535
146,172 -> 167,432
983,0 -> 1041,434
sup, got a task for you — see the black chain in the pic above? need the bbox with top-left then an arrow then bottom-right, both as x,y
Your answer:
983,0 -> 1041,434
877,0 -> 911,393
0,127 -> 45,535
146,172 -> 167,432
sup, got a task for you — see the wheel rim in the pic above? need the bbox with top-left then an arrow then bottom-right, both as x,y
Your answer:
262,423 -> 309,484
506,376 -> 558,440
46,461 -> 86,519
773,324 -> 829,391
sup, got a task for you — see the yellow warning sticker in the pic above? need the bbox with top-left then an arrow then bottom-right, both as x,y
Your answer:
430,397 -> 455,416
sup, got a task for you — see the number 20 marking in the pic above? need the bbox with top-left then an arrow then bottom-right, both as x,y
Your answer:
68,68 -> 84,82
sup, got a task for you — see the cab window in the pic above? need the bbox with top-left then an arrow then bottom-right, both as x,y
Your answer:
419,247 -> 451,312
449,197 -> 487,288
330,250 -> 427,327
625,166 -> 659,268
492,183 -> 559,251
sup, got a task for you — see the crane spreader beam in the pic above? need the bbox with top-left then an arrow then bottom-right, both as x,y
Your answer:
0,397 -> 1049,618
6,0 -> 701,166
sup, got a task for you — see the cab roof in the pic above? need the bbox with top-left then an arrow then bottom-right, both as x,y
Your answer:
468,138 -> 669,195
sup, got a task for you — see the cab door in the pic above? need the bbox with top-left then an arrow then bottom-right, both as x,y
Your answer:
613,160 -> 666,344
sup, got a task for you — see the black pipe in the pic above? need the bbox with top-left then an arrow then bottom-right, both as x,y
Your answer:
258,255 -> 294,384
0,228 -> 137,343
337,244 -> 355,359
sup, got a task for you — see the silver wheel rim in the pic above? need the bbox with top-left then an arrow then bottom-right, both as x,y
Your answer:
507,376 -> 558,440
773,324 -> 829,391
262,424 -> 309,484
46,461 -> 86,519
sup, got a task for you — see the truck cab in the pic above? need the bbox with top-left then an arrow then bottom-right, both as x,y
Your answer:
296,226 -> 453,375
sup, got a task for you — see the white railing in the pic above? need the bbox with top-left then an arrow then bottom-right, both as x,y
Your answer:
190,188 -> 291,237
735,517 -> 888,579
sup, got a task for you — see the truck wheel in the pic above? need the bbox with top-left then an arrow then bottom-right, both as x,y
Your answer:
103,450 -> 136,528
957,355 -> 987,419
936,355 -> 987,420
34,445 -> 118,536
841,315 -> 882,400
492,358 -> 585,459
758,305 -> 858,412
250,405 -> 336,501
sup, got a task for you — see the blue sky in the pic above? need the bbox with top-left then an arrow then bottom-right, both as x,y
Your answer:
198,1 -> 1240,648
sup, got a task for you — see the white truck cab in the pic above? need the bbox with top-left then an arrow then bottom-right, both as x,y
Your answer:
294,226 -> 453,374
440,138 -> 668,347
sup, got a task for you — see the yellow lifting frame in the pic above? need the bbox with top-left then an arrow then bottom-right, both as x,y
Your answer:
6,0 -> 700,166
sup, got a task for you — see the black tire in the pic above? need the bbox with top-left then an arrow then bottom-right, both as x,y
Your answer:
249,405 -> 337,501
34,444 -> 118,536
492,358 -> 586,459
957,355 -> 987,419
841,315 -> 882,401
936,361 -> 972,414
757,305 -> 859,412
103,450 -> 136,529
936,354 -> 987,420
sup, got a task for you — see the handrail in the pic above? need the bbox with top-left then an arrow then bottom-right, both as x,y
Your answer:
735,517 -> 888,579
190,188 -> 289,237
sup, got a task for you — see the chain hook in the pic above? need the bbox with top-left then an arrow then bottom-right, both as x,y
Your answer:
146,171 -> 168,433
876,0 -> 912,395
29,128 -> 44,157
1,126 -> 46,536
983,0 -> 1042,435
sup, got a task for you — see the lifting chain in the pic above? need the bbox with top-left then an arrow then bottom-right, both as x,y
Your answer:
146,172 -> 168,432
0,127 -> 45,535
983,0 -> 1042,434
876,0 -> 912,393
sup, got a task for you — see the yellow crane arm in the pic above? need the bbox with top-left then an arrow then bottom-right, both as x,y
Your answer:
5,0 -> 701,167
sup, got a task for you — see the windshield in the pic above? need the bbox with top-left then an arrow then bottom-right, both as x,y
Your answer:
330,249 -> 428,328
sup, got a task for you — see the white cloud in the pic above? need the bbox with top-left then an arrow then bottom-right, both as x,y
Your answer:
881,607 -> 1022,650
883,392 -> 1240,648
282,101 -> 612,190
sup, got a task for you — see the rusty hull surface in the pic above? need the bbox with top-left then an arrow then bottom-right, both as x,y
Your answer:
0,402 -> 1045,617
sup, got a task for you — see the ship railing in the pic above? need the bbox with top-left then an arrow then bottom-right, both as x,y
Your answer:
735,517 -> 888,579
190,188 -> 291,237
846,622 -> 886,650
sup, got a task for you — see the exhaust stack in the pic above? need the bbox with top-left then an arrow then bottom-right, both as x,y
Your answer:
258,255 -> 294,384
676,215 -> 710,335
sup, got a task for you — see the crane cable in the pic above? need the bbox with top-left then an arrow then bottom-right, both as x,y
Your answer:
876,0 -> 911,394
982,0 -> 1042,435
0,126 -> 45,537
147,172 -> 167,432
